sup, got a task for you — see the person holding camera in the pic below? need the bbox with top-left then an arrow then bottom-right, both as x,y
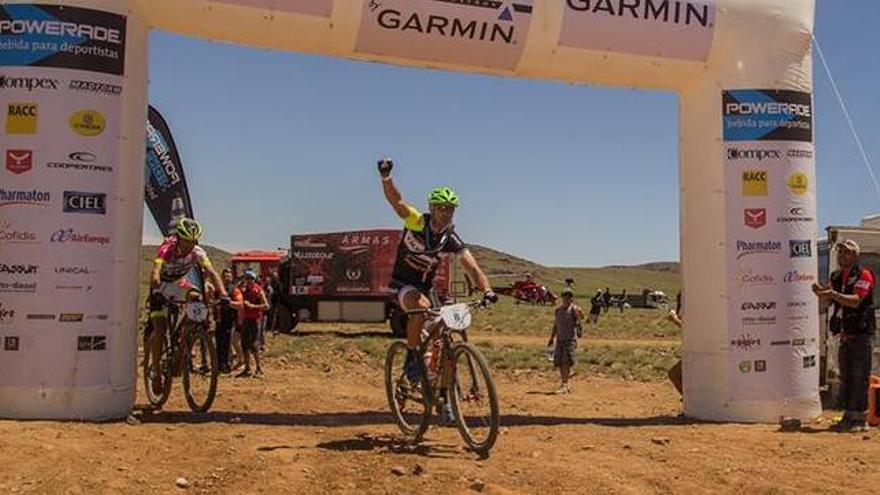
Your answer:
813,239 -> 875,432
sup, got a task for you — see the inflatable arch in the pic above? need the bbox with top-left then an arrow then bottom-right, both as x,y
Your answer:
0,0 -> 818,422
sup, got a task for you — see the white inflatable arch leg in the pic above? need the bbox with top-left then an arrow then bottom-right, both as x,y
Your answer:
0,0 -> 818,422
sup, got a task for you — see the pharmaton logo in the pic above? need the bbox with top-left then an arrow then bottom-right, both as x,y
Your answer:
744,209 -> 766,229
736,240 -> 781,260
355,0 -> 534,71
5,149 -> 33,174
789,240 -> 812,258
0,188 -> 50,208
63,191 -> 106,215
69,109 -> 105,137
5,102 -> 37,134
742,170 -> 768,196
723,90 -> 813,143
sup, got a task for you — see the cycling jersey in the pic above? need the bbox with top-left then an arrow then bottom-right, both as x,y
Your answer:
391,205 -> 467,289
154,235 -> 212,283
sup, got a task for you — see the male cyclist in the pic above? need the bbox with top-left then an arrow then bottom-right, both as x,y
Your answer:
148,218 -> 228,393
377,159 -> 497,385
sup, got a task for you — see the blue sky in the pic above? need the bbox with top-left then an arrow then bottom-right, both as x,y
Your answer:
144,1 -> 880,267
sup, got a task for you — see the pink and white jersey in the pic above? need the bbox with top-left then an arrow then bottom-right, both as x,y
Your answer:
154,235 -> 212,282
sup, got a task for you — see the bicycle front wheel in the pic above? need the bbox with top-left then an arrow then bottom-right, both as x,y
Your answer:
384,341 -> 431,440
143,327 -> 173,408
449,342 -> 500,455
182,326 -> 218,412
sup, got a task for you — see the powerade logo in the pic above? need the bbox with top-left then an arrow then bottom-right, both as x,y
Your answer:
146,122 -> 182,189
0,188 -> 50,208
63,191 -> 106,214
0,5 -> 127,76
50,228 -> 110,246
723,90 -> 813,143
736,240 -> 781,260
0,75 -> 59,91
789,240 -> 812,258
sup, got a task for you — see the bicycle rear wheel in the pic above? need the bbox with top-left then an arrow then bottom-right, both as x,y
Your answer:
182,326 -> 218,412
449,342 -> 500,455
143,328 -> 173,408
384,341 -> 431,440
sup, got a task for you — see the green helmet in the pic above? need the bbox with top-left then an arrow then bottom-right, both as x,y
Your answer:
428,187 -> 461,207
175,217 -> 204,242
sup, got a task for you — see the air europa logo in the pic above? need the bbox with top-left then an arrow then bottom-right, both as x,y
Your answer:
69,109 -> 105,137
566,0 -> 712,27
50,228 -> 110,246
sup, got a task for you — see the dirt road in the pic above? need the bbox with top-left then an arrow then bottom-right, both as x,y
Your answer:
2,347 -> 879,495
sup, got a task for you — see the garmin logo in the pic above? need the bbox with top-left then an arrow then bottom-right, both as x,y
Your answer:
375,10 -> 515,44
566,0 -> 711,27
0,19 -> 122,44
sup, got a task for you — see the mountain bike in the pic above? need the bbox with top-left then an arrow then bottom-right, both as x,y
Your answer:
143,291 -> 220,412
385,299 -> 500,455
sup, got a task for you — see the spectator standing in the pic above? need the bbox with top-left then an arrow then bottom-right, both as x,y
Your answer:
602,287 -> 612,313
215,268 -> 237,373
813,239 -> 875,432
618,289 -> 628,313
547,288 -> 585,394
589,290 -> 603,324
232,270 -> 270,378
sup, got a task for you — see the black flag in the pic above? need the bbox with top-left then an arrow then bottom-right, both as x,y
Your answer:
145,105 -> 194,236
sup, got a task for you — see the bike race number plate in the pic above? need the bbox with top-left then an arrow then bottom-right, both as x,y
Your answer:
439,304 -> 471,331
184,302 -> 209,324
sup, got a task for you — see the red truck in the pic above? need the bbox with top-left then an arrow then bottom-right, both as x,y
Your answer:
265,229 -> 452,336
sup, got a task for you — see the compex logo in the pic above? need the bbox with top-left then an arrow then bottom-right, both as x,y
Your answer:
0,75 -> 59,91
727,148 -> 781,161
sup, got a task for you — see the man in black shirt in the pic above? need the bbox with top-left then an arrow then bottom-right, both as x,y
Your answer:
378,159 -> 496,383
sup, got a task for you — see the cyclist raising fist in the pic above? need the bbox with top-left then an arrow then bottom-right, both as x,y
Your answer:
378,158 -> 497,383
